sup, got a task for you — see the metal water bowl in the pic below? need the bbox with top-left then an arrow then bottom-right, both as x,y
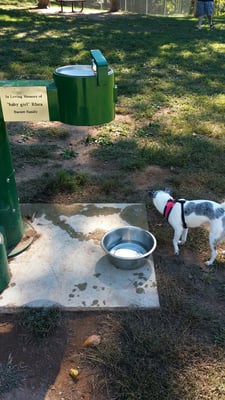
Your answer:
101,226 -> 157,270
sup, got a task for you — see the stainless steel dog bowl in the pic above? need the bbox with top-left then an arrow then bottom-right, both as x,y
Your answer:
101,226 -> 157,270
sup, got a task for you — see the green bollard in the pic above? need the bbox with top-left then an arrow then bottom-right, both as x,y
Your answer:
0,233 -> 10,292
0,120 -> 24,252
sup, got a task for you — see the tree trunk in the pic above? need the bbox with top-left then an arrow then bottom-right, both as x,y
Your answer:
37,0 -> 50,8
109,0 -> 120,12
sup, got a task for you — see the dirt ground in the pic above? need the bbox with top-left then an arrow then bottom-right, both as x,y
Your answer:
8,116 -> 168,190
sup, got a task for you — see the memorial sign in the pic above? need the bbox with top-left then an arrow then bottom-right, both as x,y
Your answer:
0,86 -> 49,122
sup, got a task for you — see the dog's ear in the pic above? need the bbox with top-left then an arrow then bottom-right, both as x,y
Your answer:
164,187 -> 172,194
147,190 -> 157,198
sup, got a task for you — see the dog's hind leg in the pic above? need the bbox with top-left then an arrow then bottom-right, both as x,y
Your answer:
205,232 -> 218,266
179,228 -> 188,245
173,227 -> 184,255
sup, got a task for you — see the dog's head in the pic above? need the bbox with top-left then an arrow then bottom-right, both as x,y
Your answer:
148,188 -> 173,214
148,188 -> 172,198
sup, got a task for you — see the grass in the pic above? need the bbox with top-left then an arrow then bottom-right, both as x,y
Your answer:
2,4 -> 225,190
11,142 -> 58,168
18,306 -> 63,339
47,170 -> 88,192
83,309 -> 225,399
1,2 -> 225,399
0,353 -> 26,395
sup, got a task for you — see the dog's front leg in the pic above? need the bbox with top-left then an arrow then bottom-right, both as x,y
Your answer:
173,227 -> 183,255
179,228 -> 188,245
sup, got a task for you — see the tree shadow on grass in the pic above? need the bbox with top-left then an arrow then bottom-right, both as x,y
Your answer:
91,130 -> 225,175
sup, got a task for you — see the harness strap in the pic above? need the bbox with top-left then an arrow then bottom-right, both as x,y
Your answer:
177,199 -> 187,229
163,199 -> 176,220
163,198 -> 187,229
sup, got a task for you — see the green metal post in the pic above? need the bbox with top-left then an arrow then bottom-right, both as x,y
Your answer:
0,232 -> 10,291
0,120 -> 24,252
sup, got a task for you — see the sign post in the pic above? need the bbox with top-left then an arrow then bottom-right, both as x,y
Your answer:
0,80 -> 59,257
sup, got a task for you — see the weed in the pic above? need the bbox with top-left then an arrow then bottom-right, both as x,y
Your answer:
218,284 -> 225,300
48,170 -> 88,193
98,122 -> 130,138
95,134 -> 113,146
61,146 -> 78,159
96,174 -> 133,195
45,127 -> 69,139
135,122 -> 160,138
0,354 -> 25,395
215,328 -> 225,347
20,127 -> 35,142
11,143 -> 58,167
92,139 -> 143,170
85,134 -> 96,145
18,307 -> 63,339
97,175 -> 119,194
85,133 -> 113,146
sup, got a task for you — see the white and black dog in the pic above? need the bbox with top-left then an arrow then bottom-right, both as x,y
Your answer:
149,189 -> 225,266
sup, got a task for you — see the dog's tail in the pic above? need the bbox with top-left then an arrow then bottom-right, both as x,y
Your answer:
220,202 -> 225,209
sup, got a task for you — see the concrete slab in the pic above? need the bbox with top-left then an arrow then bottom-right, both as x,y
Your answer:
0,204 -> 159,311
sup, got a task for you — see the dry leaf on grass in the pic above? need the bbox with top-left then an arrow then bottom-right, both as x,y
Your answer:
82,334 -> 101,347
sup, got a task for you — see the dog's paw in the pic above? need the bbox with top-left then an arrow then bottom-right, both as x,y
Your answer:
178,240 -> 185,245
205,260 -> 213,266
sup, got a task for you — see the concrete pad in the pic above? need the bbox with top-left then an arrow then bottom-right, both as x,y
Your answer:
0,204 -> 159,311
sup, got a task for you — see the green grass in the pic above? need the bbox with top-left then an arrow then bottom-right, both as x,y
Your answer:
0,353 -> 26,395
18,306 -> 63,339
46,170 -> 88,193
11,142 -> 58,167
60,146 -> 78,159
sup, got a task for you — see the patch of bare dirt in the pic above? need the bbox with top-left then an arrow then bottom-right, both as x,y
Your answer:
8,114 -> 173,191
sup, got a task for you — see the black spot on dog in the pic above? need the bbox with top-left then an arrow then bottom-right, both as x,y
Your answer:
215,207 -> 225,218
184,201 -> 224,219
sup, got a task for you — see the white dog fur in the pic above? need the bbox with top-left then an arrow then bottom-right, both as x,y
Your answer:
150,189 -> 225,266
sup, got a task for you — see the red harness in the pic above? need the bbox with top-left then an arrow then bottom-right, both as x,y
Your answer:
163,199 -> 176,220
163,198 -> 187,229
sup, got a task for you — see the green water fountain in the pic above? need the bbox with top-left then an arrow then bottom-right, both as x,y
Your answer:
0,49 -> 117,291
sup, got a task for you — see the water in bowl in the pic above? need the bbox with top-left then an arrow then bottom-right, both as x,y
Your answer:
109,241 -> 146,259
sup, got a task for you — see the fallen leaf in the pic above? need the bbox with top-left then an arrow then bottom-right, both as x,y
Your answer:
82,334 -> 101,347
